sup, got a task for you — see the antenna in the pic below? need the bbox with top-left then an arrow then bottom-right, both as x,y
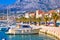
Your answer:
7,7 -> 9,21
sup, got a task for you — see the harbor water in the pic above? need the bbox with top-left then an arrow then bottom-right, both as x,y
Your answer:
0,32 -> 58,40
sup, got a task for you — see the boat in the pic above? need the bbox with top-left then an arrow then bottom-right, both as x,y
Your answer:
0,27 -> 10,32
0,22 -> 10,32
6,24 -> 39,35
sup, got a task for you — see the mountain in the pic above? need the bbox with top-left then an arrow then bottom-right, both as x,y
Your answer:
0,0 -> 60,13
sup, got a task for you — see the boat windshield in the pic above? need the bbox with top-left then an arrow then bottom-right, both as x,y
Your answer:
21,25 -> 31,28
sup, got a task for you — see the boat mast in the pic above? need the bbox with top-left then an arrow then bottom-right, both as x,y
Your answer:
7,7 -> 8,21
7,7 -> 9,27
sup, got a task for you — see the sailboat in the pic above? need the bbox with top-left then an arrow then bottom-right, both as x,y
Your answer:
0,7 -> 10,32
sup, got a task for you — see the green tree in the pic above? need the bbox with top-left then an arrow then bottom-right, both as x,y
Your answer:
16,18 -> 20,22
52,12 -> 59,27
36,17 -> 41,25
29,16 -> 41,25
44,15 -> 51,26
29,16 -> 37,25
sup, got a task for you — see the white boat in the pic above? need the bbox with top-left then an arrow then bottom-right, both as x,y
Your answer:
6,29 -> 39,35
6,25 -> 39,35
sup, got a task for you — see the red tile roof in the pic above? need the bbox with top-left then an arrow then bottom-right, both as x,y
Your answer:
36,10 -> 45,14
48,10 -> 56,14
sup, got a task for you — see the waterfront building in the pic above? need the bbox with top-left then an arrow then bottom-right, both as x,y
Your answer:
48,10 -> 56,14
36,10 -> 45,18
56,8 -> 60,15
47,10 -> 56,18
24,12 -> 29,18
29,12 -> 35,18
0,16 -> 7,20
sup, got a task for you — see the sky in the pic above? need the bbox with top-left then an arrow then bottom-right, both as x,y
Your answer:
0,0 -> 16,5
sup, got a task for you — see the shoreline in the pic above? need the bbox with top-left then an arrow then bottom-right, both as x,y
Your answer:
39,30 -> 60,40
38,26 -> 60,40
6,25 -> 60,40
30,25 -> 60,40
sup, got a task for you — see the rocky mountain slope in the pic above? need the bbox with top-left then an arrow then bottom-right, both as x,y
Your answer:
0,0 -> 60,12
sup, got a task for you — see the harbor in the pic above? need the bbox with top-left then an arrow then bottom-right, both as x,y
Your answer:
0,25 -> 59,40
0,0 -> 60,40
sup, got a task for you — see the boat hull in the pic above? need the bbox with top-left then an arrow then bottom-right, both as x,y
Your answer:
0,27 -> 10,32
6,29 -> 39,35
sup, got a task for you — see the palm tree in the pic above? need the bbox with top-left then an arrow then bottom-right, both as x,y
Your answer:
29,16 -> 41,25
36,17 -> 41,25
16,17 -> 27,23
16,18 -> 20,22
20,16 -> 29,23
29,16 -> 37,25
44,15 -> 51,26
52,12 -> 59,27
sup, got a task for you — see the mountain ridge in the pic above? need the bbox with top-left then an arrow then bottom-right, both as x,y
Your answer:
0,0 -> 60,12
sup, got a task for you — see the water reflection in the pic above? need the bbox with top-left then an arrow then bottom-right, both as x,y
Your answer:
8,34 -> 57,40
0,32 -> 57,40
0,32 -> 8,40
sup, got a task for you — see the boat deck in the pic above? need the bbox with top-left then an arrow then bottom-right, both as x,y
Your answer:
6,29 -> 39,35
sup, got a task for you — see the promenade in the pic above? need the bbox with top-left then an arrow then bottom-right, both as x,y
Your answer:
30,25 -> 60,40
39,26 -> 60,40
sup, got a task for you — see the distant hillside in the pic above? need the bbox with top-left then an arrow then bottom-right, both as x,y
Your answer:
0,0 -> 60,12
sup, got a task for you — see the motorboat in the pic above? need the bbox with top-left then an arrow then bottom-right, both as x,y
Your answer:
6,24 -> 39,35
0,26 -> 10,32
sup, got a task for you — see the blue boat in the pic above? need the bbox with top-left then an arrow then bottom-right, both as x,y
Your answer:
0,27 -> 10,32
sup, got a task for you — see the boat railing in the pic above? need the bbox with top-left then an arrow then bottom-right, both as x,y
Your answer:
13,28 -> 39,33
